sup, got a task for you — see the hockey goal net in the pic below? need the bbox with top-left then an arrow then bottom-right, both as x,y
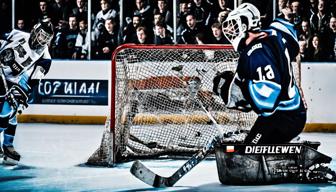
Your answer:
87,44 -> 301,166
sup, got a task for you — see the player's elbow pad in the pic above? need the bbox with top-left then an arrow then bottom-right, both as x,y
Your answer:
248,80 -> 281,115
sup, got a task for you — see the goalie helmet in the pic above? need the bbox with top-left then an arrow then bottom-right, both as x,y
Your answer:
222,3 -> 261,51
29,19 -> 54,50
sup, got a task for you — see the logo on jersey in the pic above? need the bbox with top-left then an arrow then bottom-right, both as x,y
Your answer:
247,43 -> 262,56
222,144 -> 303,155
244,145 -> 302,154
14,44 -> 27,58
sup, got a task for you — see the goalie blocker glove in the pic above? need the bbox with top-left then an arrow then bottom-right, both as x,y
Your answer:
213,71 -> 252,112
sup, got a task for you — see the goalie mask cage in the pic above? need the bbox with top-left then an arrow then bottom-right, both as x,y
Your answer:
87,44 -> 301,167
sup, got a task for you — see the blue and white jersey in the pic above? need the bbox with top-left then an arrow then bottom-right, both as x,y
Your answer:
236,18 -> 302,116
0,29 -> 51,91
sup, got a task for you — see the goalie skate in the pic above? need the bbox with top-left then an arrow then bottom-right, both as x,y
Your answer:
2,146 -> 21,166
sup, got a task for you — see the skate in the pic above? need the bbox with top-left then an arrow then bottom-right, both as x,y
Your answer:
3,145 -> 21,165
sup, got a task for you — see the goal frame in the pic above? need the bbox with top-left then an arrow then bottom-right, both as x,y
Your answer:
109,44 -> 236,164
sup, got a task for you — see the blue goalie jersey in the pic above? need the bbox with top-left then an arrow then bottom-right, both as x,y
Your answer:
236,18 -> 302,116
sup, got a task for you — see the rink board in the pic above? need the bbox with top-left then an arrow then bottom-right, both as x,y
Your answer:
15,60 -> 336,131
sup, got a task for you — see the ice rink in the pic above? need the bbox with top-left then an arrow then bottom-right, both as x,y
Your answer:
0,123 -> 335,191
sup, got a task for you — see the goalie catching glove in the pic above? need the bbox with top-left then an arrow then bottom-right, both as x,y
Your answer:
213,71 -> 252,112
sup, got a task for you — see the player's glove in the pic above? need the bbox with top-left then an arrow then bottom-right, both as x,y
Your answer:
213,71 -> 252,112
6,85 -> 29,111
213,71 -> 234,105
0,48 -> 15,66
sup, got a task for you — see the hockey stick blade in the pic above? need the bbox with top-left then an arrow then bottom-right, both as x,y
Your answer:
130,136 -> 218,187
131,160 -> 168,187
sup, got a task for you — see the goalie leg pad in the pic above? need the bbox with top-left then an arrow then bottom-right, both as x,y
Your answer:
214,143 -> 334,185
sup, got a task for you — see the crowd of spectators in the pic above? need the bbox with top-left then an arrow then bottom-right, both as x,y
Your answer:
0,0 -> 335,61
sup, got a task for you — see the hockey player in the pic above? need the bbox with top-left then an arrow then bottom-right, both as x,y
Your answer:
212,3 -> 336,184
213,3 -> 306,144
0,19 -> 54,165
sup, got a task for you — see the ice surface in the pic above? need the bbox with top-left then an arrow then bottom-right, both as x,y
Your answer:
0,123 -> 335,191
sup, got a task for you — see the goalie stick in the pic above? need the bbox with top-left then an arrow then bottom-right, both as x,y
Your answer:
130,135 -> 220,187
130,65 -> 227,187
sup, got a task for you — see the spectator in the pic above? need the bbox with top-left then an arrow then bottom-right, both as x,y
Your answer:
72,0 -> 88,22
298,19 -> 312,42
279,4 -> 294,22
216,8 -> 231,24
133,0 -> 153,29
33,0 -> 52,24
325,16 -> 336,60
177,1 -> 190,39
299,40 -> 309,61
291,0 -> 303,27
310,0 -> 331,35
190,0 -> 210,27
74,19 -> 89,59
16,18 -> 28,32
277,0 -> 288,17
154,0 -> 173,28
178,14 -> 203,44
215,0 -> 231,23
153,10 -> 172,34
123,14 -> 142,43
92,0 -> 118,41
52,15 -> 79,59
330,0 -> 336,17
207,22 -> 229,44
308,0 -> 318,18
135,26 -> 152,44
208,0 -> 232,26
154,22 -> 173,45
50,0 -> 71,28
306,33 -> 328,61
94,18 -> 119,60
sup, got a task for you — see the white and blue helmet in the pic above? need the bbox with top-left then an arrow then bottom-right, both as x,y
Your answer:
29,19 -> 54,50
222,3 -> 261,51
